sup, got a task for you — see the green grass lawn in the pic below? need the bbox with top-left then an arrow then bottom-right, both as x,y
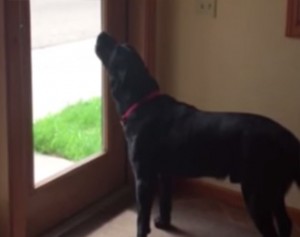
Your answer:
33,97 -> 103,161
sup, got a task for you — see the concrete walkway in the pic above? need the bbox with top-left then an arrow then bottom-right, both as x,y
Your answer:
32,38 -> 102,121
32,38 -> 102,183
34,153 -> 74,183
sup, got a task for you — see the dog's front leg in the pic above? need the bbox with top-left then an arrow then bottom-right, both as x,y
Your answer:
155,174 -> 173,230
135,177 -> 156,237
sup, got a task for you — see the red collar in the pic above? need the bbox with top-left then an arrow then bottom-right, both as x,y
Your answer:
121,90 -> 161,123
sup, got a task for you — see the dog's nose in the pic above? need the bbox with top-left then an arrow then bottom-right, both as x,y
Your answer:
97,32 -> 116,49
95,32 -> 117,66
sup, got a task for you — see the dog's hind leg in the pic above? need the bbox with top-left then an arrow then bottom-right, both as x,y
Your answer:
274,195 -> 292,237
155,174 -> 173,230
242,184 -> 279,237
135,177 -> 156,237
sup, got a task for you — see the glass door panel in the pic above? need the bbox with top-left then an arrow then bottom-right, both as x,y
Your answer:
27,0 -> 127,235
30,0 -> 104,184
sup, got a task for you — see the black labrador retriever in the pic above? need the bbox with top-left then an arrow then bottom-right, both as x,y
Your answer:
95,32 -> 300,237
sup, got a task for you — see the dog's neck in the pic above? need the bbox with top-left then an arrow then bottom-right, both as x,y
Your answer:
120,90 -> 161,122
110,76 -> 160,121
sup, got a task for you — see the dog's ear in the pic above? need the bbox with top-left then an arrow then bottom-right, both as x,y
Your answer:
95,32 -> 117,67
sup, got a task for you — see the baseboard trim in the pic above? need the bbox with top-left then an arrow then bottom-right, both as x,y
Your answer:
176,179 -> 300,226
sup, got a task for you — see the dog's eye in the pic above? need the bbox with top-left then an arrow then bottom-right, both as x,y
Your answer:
108,48 -> 125,66
109,57 -> 128,75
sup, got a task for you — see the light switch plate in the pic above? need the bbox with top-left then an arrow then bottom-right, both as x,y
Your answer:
196,0 -> 217,17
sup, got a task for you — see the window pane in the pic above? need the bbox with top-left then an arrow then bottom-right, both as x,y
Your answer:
30,0 -> 103,184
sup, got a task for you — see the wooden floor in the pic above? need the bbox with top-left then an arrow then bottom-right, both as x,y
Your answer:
54,196 -> 300,237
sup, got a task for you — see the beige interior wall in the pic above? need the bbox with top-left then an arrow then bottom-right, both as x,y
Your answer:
156,0 -> 300,208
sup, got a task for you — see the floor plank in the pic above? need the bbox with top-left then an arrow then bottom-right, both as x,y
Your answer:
60,196 -> 300,237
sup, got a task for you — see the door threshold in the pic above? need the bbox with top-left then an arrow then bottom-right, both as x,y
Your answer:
41,187 -> 133,237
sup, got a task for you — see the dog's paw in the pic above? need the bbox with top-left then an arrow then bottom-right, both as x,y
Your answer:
137,227 -> 150,237
154,217 -> 172,230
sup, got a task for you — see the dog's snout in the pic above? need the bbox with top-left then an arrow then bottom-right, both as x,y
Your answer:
95,32 -> 117,66
97,32 -> 116,49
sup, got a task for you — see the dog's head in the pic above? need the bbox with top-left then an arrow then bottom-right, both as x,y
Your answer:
95,32 -> 145,75
95,32 -> 158,113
